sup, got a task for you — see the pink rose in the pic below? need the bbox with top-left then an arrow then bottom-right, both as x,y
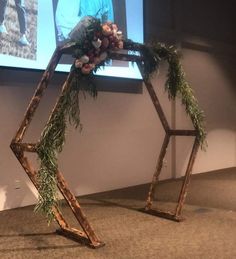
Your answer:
102,24 -> 112,36
81,64 -> 92,74
75,59 -> 83,68
81,63 -> 96,74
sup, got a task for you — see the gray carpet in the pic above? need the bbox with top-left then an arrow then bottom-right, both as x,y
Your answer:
0,167 -> 236,258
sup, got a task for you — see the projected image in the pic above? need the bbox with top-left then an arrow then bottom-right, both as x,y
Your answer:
0,0 -> 37,60
0,0 -> 143,79
52,0 -> 128,68
54,0 -> 114,43
53,0 -> 127,45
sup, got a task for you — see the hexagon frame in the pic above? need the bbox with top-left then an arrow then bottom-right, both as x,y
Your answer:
10,43 -> 200,248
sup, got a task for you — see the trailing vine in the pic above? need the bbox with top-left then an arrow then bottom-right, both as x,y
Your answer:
35,73 -> 96,222
36,16 -> 206,222
124,40 -> 206,146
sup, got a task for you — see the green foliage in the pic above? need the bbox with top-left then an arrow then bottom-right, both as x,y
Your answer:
151,43 -> 206,147
36,72 -> 96,222
124,40 -> 206,147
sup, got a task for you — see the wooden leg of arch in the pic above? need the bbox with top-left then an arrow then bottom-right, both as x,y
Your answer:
137,66 -> 200,222
10,47 -> 104,248
145,134 -> 170,210
174,138 -> 200,218
141,135 -> 199,222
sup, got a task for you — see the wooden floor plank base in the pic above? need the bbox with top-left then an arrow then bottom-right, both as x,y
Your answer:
56,228 -> 105,249
138,208 -> 184,222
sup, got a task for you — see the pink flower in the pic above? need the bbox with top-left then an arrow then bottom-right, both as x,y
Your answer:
81,63 -> 95,74
75,59 -> 83,68
102,24 -> 112,36
81,64 -> 91,74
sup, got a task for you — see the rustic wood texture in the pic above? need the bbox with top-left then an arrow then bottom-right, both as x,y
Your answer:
175,138 -> 200,217
136,60 -> 200,222
139,208 -> 184,222
10,44 -> 200,248
10,45 -> 104,248
145,134 -> 171,210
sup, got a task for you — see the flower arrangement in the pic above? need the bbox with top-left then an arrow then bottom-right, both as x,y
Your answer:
36,16 -> 206,222
69,16 -> 123,75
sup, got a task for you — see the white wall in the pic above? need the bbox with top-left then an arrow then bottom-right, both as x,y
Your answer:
172,48 -> 236,178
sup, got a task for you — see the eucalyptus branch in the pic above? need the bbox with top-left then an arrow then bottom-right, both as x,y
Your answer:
139,42 -> 206,147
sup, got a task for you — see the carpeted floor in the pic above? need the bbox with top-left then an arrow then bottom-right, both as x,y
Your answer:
0,167 -> 236,258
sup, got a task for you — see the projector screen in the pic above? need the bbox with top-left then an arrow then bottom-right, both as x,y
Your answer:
0,0 -> 143,79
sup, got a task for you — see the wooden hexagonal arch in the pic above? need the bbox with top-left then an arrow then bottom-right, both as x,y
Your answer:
10,43 -> 200,248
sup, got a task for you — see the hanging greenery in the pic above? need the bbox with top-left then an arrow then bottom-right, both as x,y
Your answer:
124,40 -> 206,146
35,74 -> 83,221
36,16 -> 206,222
